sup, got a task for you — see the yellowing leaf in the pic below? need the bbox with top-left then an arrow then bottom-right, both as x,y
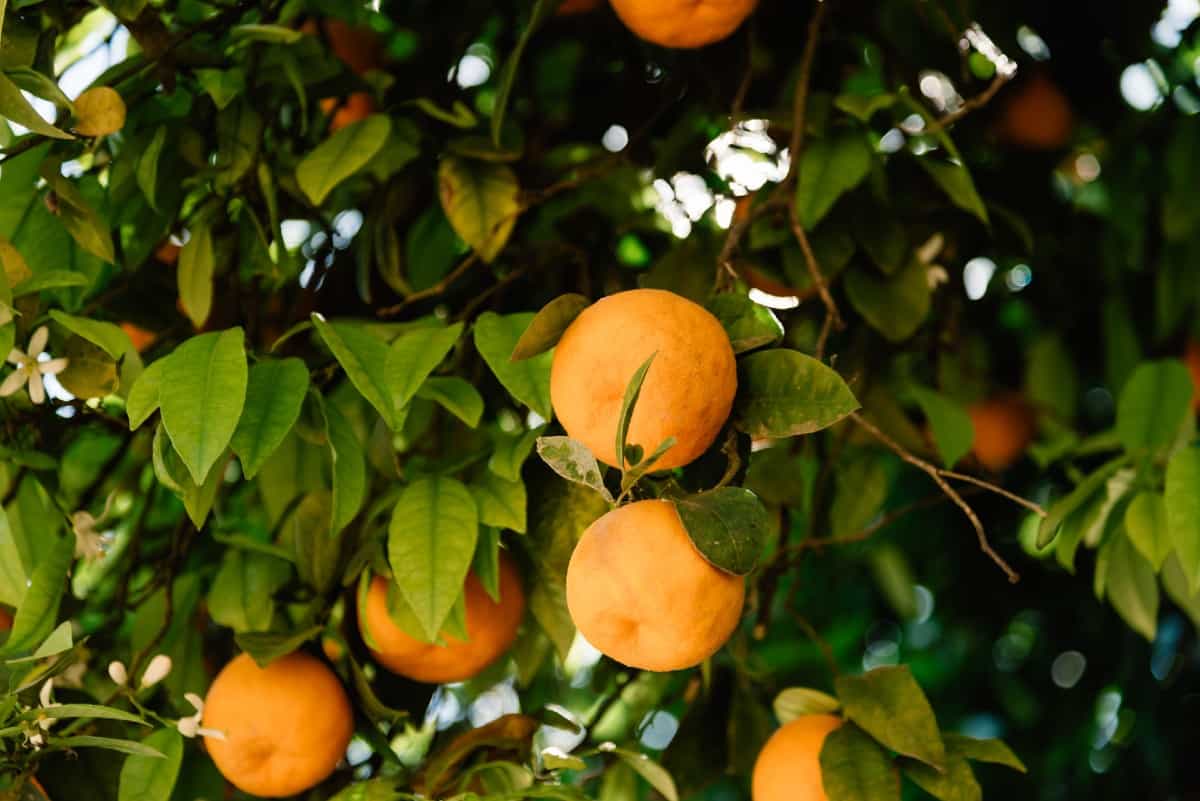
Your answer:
438,156 -> 519,263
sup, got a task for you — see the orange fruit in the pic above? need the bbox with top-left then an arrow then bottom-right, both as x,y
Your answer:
0,607 -> 12,631
119,322 -> 156,353
302,18 -> 383,75
322,92 -> 375,132
997,73 -> 1074,150
968,394 -> 1034,472
566,499 -> 745,671
550,289 -> 737,470
1184,340 -> 1200,412
558,0 -> 602,14
609,0 -> 758,48
154,240 -> 180,264
201,652 -> 353,798
359,551 -> 526,684
752,714 -> 843,801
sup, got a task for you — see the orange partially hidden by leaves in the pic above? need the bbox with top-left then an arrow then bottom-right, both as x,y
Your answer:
322,92 -> 375,133
154,240 -> 180,264
968,395 -> 1035,472
302,18 -> 383,75
359,552 -> 526,684
609,0 -> 758,48
0,607 -> 12,631
550,288 -> 737,470
996,74 -> 1074,150
119,322 -> 156,353
557,0 -> 602,14
1184,340 -> 1200,411
201,652 -> 353,798
566,499 -> 745,671
752,714 -> 843,801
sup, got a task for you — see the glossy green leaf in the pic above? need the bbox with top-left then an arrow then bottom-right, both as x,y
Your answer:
734,349 -> 860,438
177,224 -> 214,329
387,477 -> 479,640
835,665 -> 945,770
159,329 -> 248,484
386,322 -> 463,411
914,156 -> 989,223
50,736 -> 164,758
326,401 -> 366,535
795,131 -> 872,229
207,549 -> 291,633
819,723 -> 901,801
908,386 -> 974,468
438,156 -> 519,262
510,293 -> 589,361
1166,446 -> 1200,592
773,687 -> 841,723
1105,530 -> 1159,641
313,315 -> 397,429
1116,361 -> 1193,453
48,310 -> 132,359
1037,456 -> 1127,548
943,734 -> 1026,773
117,728 -> 183,801
236,625 -> 323,668
470,471 -> 527,533
417,376 -> 483,428
126,358 -> 164,430
230,358 -> 308,479
672,487 -> 769,576
1124,491 -> 1170,570
297,114 -> 391,205
706,292 -> 784,353
1,533 -> 73,657
0,70 -> 73,139
475,311 -> 553,420
12,270 -> 89,297
844,259 -> 931,343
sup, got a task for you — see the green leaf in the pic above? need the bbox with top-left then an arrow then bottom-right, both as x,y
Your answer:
5,68 -> 73,112
868,544 -> 918,621
475,312 -> 553,420
0,70 -> 72,139
835,665 -> 946,770
118,728 -> 183,801
385,322 -> 463,411
908,386 -> 974,468
470,471 -> 527,533
844,259 -> 931,343
181,453 -> 224,529
943,734 -> 1026,773
1037,456 -> 1128,548
39,166 -> 114,262
29,620 -> 72,659
231,23 -> 305,44
1166,446 -> 1200,592
510,293 -> 589,361
230,358 -> 309,479
1025,334 -> 1078,424
902,753 -> 981,801
417,376 -> 483,428
235,625 -> 323,668
734,349 -> 860,438
706,293 -> 784,354
33,704 -> 146,725
126,357 -> 164,430
297,114 -> 391,205
489,0 -> 557,146
326,401 -> 366,535
1124,492 -> 1170,571
159,329 -> 248,484
1115,361 -> 1193,453
48,311 -> 132,359
795,131 -> 872,229
313,315 -> 397,429
834,92 -> 896,122
614,352 -> 656,469
913,156 -> 989,224
474,527 -> 502,601
207,549 -> 292,633
437,156 -> 519,263
177,223 -> 214,329
819,724 -> 901,801
1,534 -> 73,657
57,336 -> 119,399
195,68 -> 246,110
773,687 -> 841,723
50,736 -> 164,758
830,449 -> 889,538
328,778 -> 403,801
672,487 -> 769,576
12,270 -> 90,297
535,436 -> 614,504
137,126 -> 166,211
489,426 -> 544,481
1105,530 -> 1159,641
607,747 -> 678,801
387,477 -> 479,641
1163,552 -> 1200,628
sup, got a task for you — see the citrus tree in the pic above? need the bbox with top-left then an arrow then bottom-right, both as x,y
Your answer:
1,0 -> 1197,799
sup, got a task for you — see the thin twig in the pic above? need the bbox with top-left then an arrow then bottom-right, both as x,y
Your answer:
788,199 -> 843,349
939,468 -> 1046,516
376,254 -> 480,318
928,71 -> 1010,132
849,411 -> 1020,583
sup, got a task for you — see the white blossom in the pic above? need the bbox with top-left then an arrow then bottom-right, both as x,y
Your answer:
176,692 -> 224,740
0,326 -> 68,405
108,661 -> 128,686
140,654 -> 172,688
72,492 -> 118,560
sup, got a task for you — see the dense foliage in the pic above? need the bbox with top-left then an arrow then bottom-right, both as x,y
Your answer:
2,0 -> 1200,799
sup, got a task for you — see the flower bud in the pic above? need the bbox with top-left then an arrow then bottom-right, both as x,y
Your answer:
108,661 -> 128,686
140,654 -> 172,688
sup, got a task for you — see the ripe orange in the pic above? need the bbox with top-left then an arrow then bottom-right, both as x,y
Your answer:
558,0 -> 602,14
359,551 -> 526,684
1184,340 -> 1200,412
609,0 -> 758,48
119,322 -> 156,353
968,394 -> 1034,472
566,499 -> 745,671
201,652 -> 353,798
550,289 -> 737,470
752,714 -> 843,801
302,18 -> 383,75
996,74 -> 1074,150
322,92 -> 375,132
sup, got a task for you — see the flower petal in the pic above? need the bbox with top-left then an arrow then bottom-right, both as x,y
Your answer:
0,368 -> 27,397
38,358 -> 69,376
183,693 -> 204,714
39,680 -> 53,708
27,326 -> 48,358
177,716 -> 199,738
198,727 -> 227,741
7,349 -> 26,365
107,661 -> 128,686
27,369 -> 44,404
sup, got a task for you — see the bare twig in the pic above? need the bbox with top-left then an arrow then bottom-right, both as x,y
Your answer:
376,254 -> 480,318
928,71 -> 1010,132
849,411 -> 1021,583
939,468 -> 1046,516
